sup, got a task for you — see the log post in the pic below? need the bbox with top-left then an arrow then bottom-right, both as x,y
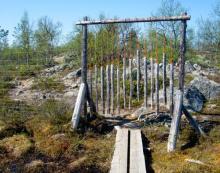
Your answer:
123,57 -> 126,109
71,83 -> 86,129
169,62 -> 174,116
89,69 -> 93,99
150,58 -> 154,109
182,106 -> 206,137
167,14 -> 187,152
137,50 -> 140,101
111,64 -> 114,113
95,65 -> 98,112
101,66 -> 105,114
117,66 -> 120,114
163,53 -> 167,105
81,17 -> 88,117
167,90 -> 183,152
129,59 -> 133,109
155,62 -> 159,115
144,57 -> 148,108
106,65 -> 110,114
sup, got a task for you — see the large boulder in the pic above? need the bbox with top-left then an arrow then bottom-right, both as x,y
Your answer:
185,61 -> 195,73
184,86 -> 205,112
189,76 -> 220,100
63,68 -> 81,79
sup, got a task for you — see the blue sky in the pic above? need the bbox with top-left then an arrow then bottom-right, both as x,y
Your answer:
0,0 -> 218,44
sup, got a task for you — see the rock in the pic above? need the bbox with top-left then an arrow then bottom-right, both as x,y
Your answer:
185,61 -> 195,73
189,76 -> 220,100
131,107 -> 148,118
193,63 -> 201,71
24,160 -> 44,172
16,90 -> 24,96
64,68 -> 81,79
184,86 -> 205,112
0,134 -> 32,158
64,91 -> 75,98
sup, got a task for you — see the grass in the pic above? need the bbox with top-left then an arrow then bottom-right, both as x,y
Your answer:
31,77 -> 65,92
142,123 -> 220,173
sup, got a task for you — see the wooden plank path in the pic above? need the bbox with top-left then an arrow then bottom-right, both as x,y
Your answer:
110,128 -> 146,173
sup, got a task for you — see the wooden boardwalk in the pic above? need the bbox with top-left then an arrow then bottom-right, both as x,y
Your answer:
110,128 -> 146,173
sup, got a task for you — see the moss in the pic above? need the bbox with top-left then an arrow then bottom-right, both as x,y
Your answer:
0,134 -> 32,158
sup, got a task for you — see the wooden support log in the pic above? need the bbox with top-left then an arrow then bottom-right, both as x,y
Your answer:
76,15 -> 191,25
89,69 -> 93,98
130,130 -> 147,173
182,106 -> 206,137
111,64 -> 114,113
100,66 -> 105,114
169,62 -> 174,116
123,57 -> 126,109
144,57 -> 148,108
167,90 -> 183,152
110,128 -> 128,173
155,62 -> 159,115
163,53 -> 167,105
95,65 -> 98,112
129,59 -> 133,109
137,50 -> 140,101
117,66 -> 120,114
150,58 -> 154,109
106,65 -> 110,114
71,83 -> 86,129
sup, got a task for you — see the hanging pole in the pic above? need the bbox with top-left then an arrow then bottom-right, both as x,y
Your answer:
162,35 -> 167,106
136,49 -> 140,102
95,65 -> 98,112
106,65 -> 110,114
155,32 -> 159,115
143,38 -> 148,108
129,58 -> 133,109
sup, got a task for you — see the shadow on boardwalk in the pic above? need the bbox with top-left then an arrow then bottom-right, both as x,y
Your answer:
141,132 -> 155,173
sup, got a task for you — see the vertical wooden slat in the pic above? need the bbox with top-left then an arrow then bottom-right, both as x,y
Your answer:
155,62 -> 159,115
129,59 -> 133,109
163,53 -> 167,105
106,65 -> 110,114
89,69 -> 93,98
111,64 -> 114,113
169,62 -> 174,116
123,57 -> 126,109
150,58 -> 154,109
117,66 -> 120,114
137,50 -> 140,101
144,57 -> 148,108
95,65 -> 98,112
100,66 -> 105,114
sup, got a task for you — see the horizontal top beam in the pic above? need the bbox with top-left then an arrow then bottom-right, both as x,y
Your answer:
76,14 -> 190,25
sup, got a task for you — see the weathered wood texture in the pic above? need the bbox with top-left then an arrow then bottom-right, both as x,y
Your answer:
81,18 -> 88,116
151,58 -> 154,109
95,65 -> 98,112
106,65 -> 110,114
111,64 -> 114,113
144,57 -> 148,108
129,59 -> 133,109
137,50 -> 140,101
155,62 -> 159,115
116,66 -> 120,114
167,90 -> 183,152
100,66 -> 105,114
123,57 -> 126,109
162,53 -> 167,105
110,128 -> 128,173
77,15 -> 191,25
130,130 -> 147,173
183,106 -> 206,137
71,83 -> 86,129
169,62 -> 174,116
89,69 -> 93,98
